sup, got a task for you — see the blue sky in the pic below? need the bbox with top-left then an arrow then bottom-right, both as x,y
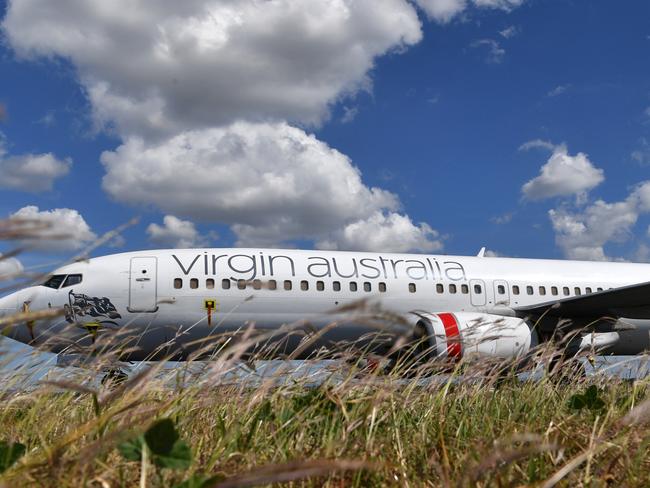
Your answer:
0,0 -> 649,272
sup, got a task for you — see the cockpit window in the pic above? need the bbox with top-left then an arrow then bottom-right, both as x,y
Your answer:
42,274 -> 66,289
62,274 -> 83,288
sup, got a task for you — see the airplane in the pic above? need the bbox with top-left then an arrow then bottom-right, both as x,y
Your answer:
1,247 -> 650,376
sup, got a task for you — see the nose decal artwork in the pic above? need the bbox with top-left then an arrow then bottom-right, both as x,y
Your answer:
65,290 -> 122,328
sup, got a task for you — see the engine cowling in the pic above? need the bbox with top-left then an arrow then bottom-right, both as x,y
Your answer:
413,312 -> 537,360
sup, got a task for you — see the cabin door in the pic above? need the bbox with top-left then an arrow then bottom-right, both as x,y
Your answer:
129,257 -> 158,312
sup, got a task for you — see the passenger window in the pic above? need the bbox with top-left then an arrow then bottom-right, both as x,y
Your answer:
206,278 -> 215,289
284,280 -> 292,291
539,286 -> 546,296
379,282 -> 386,293
551,286 -> 558,296
253,279 -> 262,290
190,278 -> 199,289
350,282 -> 358,292
497,285 -> 505,295
300,280 -> 309,291
474,284 -> 482,294
574,287 -> 581,296
512,285 -> 520,295
597,287 -> 603,292
222,279 -> 231,290
449,284 -> 457,294
461,284 -> 469,294
333,281 -> 341,291
526,286 -> 533,295
174,278 -> 183,289
237,279 -> 246,290
585,287 -> 592,294
364,282 -> 371,292
42,274 -> 67,289
316,281 -> 325,291
62,274 -> 83,287
268,280 -> 277,290
436,284 -> 444,293
563,287 -> 570,296
408,283 -> 416,293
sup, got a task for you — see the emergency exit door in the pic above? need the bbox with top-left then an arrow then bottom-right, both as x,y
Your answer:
129,257 -> 158,312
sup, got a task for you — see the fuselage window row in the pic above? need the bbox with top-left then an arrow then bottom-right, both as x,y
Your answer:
172,277 -> 604,299
172,278 -> 387,293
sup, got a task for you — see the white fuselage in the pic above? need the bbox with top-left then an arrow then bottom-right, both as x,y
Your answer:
2,248 -> 650,360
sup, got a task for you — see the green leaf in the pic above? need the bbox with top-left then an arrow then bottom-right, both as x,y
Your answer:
153,439 -> 192,470
584,385 -> 599,402
118,436 -> 143,462
568,394 -> 586,410
0,441 -> 26,474
589,397 -> 606,411
173,473 -> 224,488
144,418 -> 179,456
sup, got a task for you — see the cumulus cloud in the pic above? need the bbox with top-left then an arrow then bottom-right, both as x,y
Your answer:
0,142 -> 71,192
9,206 -> 97,252
315,212 -> 443,253
549,182 -> 650,261
147,215 -> 213,248
471,39 -> 505,64
521,142 -> 604,201
3,0 -> 423,139
100,122 -> 444,250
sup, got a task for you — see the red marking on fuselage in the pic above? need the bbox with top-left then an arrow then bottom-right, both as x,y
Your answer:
438,313 -> 461,359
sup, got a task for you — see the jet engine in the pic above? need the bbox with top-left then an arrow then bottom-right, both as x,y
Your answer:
410,312 -> 538,360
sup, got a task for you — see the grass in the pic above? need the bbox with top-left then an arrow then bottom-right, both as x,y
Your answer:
0,360 -> 649,487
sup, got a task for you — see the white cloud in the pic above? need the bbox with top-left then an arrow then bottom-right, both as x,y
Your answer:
147,215 -> 213,248
632,137 -> 650,165
341,106 -> 359,124
521,142 -> 604,201
549,182 -> 650,261
499,25 -> 518,38
3,0 -> 423,139
414,0 -> 468,23
102,122 -> 440,248
473,0 -> 524,9
0,255 -> 23,279
547,84 -> 571,97
490,212 -> 513,224
315,211 -> 443,253
8,206 -> 97,252
0,137 -> 71,192
484,249 -> 505,257
471,39 -> 505,64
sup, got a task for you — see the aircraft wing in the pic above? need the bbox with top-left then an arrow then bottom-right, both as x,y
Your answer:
514,280 -> 650,320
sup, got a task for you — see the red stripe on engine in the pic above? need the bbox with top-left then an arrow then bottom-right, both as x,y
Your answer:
438,313 -> 461,359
